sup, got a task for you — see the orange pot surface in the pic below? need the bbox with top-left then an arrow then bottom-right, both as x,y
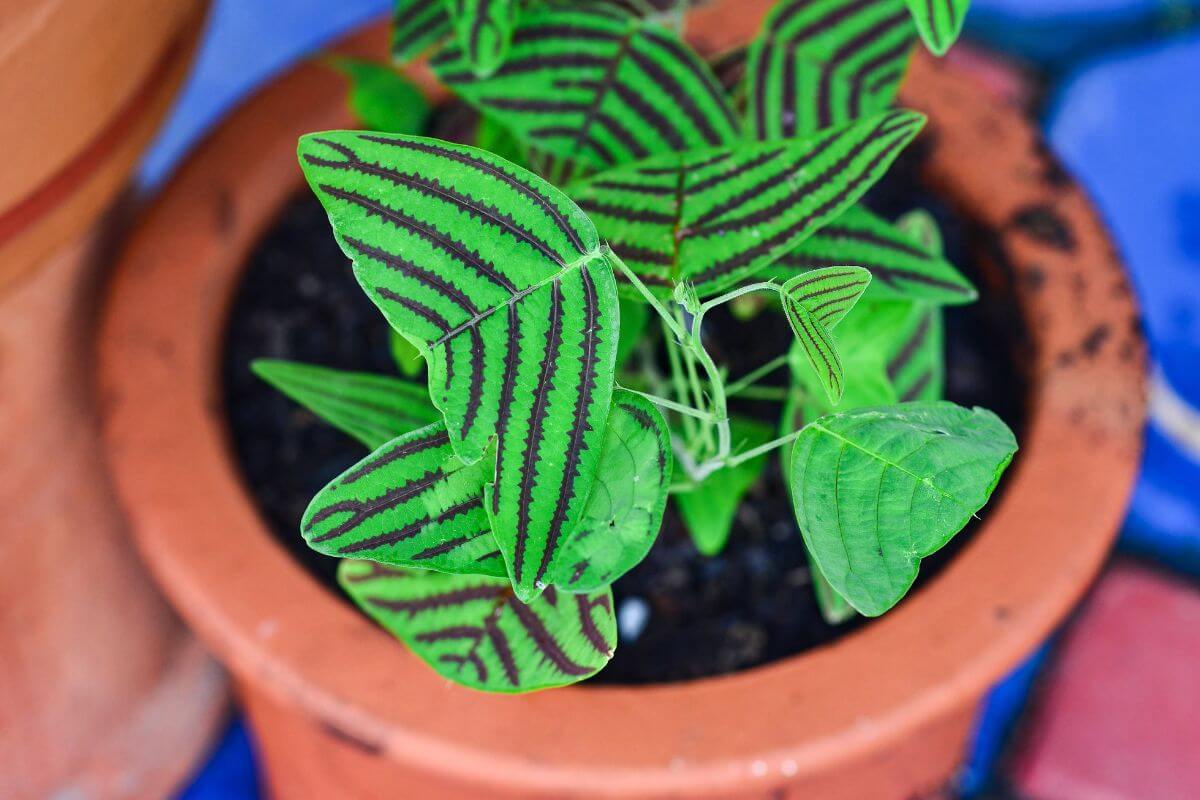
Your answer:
97,8 -> 1146,799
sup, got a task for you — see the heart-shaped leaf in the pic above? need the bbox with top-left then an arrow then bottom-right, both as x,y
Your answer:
789,402 -> 1016,616
746,0 -> 917,139
782,266 -> 872,403
393,0 -> 453,64
571,109 -> 924,297
772,205 -> 975,305
302,390 -> 671,588
904,0 -> 970,56
299,132 -> 619,602
251,359 -> 441,449
339,561 -> 616,691
302,423 -> 507,576
444,0 -> 519,77
433,6 -> 740,170
549,391 -> 672,591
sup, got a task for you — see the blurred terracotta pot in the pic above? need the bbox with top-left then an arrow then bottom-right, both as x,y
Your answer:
0,0 -> 205,292
0,2 -> 227,798
97,7 -> 1146,799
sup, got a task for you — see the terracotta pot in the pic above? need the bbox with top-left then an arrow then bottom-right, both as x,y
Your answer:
97,8 -> 1146,799
0,2 -> 228,798
0,0 -> 207,292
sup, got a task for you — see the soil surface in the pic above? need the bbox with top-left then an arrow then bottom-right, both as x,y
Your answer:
223,144 -> 1027,685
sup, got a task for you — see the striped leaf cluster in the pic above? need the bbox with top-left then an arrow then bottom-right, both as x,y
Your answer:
339,561 -> 616,691
298,132 -> 620,602
790,403 -> 1016,616
301,391 -> 671,589
781,265 -> 872,402
745,0 -> 918,140
445,0 -> 519,77
432,6 -> 740,170
571,109 -> 925,297
393,0 -> 454,64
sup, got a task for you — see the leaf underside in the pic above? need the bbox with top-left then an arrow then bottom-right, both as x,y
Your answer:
299,132 -> 619,602
571,109 -> 925,298
339,561 -> 616,692
252,359 -> 441,450
746,0 -> 917,139
790,402 -> 1016,616
771,205 -> 975,305
433,6 -> 740,170
303,391 -> 671,592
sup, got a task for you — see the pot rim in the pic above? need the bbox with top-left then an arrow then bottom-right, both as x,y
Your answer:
97,9 -> 1146,797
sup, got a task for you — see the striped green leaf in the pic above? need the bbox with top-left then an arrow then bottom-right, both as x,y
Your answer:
393,0 -> 453,64
790,402 -> 1016,616
550,391 -> 672,591
879,301 -> 943,402
905,0 -> 970,56
746,0 -> 917,139
571,109 -> 924,297
302,423 -> 507,576
675,418 -> 772,555
327,56 -> 432,135
772,205 -> 975,305
781,266 -> 872,402
444,0 -> 519,77
298,132 -> 619,603
251,359 -> 440,450
339,561 -> 616,691
432,6 -> 740,170
302,391 -> 670,586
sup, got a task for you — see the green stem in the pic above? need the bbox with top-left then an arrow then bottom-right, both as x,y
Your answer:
726,354 -> 790,397
698,281 -> 782,315
726,428 -> 806,467
620,387 -> 713,422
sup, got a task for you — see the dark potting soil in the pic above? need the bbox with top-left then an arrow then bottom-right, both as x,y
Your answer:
222,144 -> 1027,685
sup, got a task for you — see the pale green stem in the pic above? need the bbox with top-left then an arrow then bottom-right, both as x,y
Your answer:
698,281 -> 782,315
620,387 -> 713,422
726,354 -> 790,397
725,428 -> 806,467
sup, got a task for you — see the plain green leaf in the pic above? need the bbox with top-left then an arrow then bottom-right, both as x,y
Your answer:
550,391 -> 672,591
895,208 -> 944,257
299,131 -> 619,602
616,294 -> 650,370
808,548 -> 857,624
339,561 -> 616,692
327,56 -> 431,134
675,418 -> 773,555
790,402 -> 1017,616
389,330 -> 426,377
571,110 -> 924,298
252,359 -> 440,449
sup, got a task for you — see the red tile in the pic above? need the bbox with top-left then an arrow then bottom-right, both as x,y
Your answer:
1011,562 -> 1200,799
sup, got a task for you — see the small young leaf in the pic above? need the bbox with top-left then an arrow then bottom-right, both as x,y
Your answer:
302,423 -> 507,576
389,331 -> 426,378
252,359 -> 440,449
393,0 -> 453,65
772,205 -> 975,305
790,402 -> 1017,616
746,0 -> 917,139
433,6 -> 740,170
339,561 -> 616,692
905,0 -> 970,56
443,0 -> 518,78
675,418 -> 773,555
572,110 -> 925,298
895,208 -> 944,257
327,56 -> 431,135
299,132 -> 620,603
550,391 -> 672,591
781,266 -> 872,403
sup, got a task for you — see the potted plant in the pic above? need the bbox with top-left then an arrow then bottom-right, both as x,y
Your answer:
98,1 -> 1145,797
0,2 -> 226,797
